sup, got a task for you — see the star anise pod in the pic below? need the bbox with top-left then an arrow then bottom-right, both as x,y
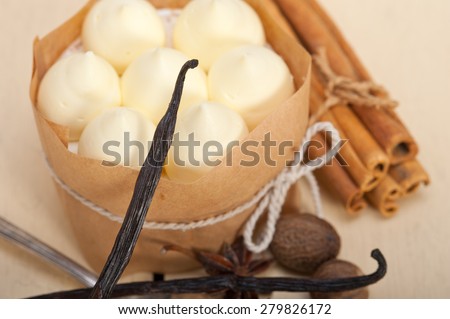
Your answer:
164,236 -> 273,298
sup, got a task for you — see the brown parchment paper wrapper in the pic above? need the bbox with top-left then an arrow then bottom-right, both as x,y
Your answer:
29,0 -> 311,274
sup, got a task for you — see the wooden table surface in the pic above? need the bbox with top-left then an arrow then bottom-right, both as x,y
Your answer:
0,0 -> 449,298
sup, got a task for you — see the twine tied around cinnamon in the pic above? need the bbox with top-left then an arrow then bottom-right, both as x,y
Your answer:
46,122 -> 341,254
309,47 -> 398,126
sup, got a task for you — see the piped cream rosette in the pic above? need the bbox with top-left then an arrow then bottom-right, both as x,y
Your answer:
121,47 -> 209,124
173,0 -> 265,71
165,102 -> 249,183
208,45 -> 295,130
78,107 -> 156,168
37,51 -> 121,141
82,0 -> 166,74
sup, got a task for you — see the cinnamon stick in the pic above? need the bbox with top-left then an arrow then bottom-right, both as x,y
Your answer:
276,0 -> 419,165
310,86 -> 380,192
264,0 -> 387,195
259,0 -> 298,39
331,104 -> 389,179
366,176 -> 403,217
311,73 -> 389,181
303,0 -> 371,81
266,0 -> 390,187
316,158 -> 368,214
389,160 -> 430,196
265,0 -> 398,218
302,0 -> 429,210
309,134 -> 367,214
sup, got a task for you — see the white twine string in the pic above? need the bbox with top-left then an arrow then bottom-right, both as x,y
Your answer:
243,122 -> 340,253
46,122 -> 340,253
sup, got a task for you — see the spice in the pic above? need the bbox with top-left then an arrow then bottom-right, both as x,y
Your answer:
165,236 -> 272,298
270,212 -> 340,275
262,0 -> 385,214
276,0 -> 417,164
366,175 -> 403,217
310,62 -> 390,190
271,0 -> 428,214
31,249 -> 387,298
310,134 -> 368,214
389,160 -> 430,196
310,259 -> 369,299
89,59 -> 199,299
310,88 -> 384,192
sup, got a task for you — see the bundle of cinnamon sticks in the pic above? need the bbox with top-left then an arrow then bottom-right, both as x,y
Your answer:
262,0 -> 429,216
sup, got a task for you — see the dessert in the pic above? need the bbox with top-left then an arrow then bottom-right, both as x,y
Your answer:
78,107 -> 156,168
208,45 -> 295,130
173,0 -> 265,71
30,0 -> 312,274
121,47 -> 208,124
37,51 -> 121,141
165,102 -> 249,183
82,0 -> 165,74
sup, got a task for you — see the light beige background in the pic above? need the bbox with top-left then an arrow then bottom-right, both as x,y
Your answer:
0,0 -> 449,298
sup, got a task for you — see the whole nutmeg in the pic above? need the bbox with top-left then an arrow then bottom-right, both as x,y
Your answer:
270,212 -> 340,275
310,259 -> 369,299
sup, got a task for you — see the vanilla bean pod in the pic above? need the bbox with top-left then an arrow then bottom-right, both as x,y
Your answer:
90,60 -> 199,299
32,249 -> 386,299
